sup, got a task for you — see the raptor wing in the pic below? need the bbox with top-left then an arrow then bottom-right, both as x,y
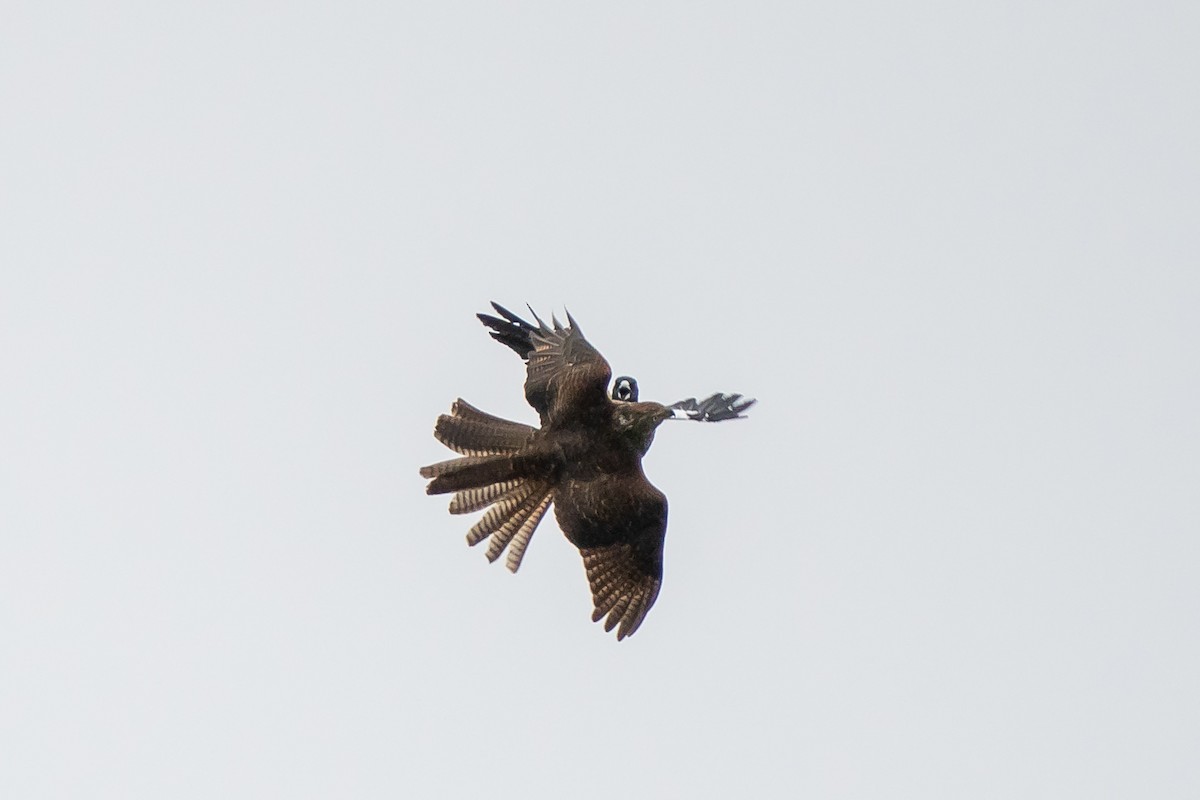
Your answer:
478,303 -> 612,426
556,471 -> 666,641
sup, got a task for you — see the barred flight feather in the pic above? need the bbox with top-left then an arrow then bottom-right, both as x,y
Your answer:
434,415 -> 532,455
505,494 -> 552,573
591,571 -> 627,612
419,455 -> 495,479
449,398 -> 532,428
484,489 -> 546,563
624,585 -> 659,639
429,398 -> 535,457
466,482 -> 537,545
616,591 -> 645,639
449,480 -> 521,515
423,452 -> 533,495
604,594 -> 634,632
579,544 -> 661,639
593,575 -> 627,613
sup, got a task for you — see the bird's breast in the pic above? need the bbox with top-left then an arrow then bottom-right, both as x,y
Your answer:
552,471 -> 662,550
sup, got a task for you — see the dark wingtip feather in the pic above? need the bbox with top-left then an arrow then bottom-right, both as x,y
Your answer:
479,305 -> 537,358
525,304 -> 546,329
489,302 -> 532,327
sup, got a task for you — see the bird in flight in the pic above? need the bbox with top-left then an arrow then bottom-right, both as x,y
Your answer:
420,303 -> 755,640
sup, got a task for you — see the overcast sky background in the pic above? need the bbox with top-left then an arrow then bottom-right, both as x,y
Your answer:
3,3 -> 1198,798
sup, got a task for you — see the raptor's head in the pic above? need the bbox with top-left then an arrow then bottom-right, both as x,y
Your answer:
613,401 -> 674,455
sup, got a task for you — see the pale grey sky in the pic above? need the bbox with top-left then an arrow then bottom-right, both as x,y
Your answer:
3,2 -> 1198,798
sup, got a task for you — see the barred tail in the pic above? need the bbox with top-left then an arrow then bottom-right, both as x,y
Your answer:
464,479 -> 554,573
421,398 -> 536,493
421,399 -> 554,572
434,398 -> 536,456
420,453 -> 531,495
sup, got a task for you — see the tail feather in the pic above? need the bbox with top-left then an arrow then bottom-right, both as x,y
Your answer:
448,398 -> 531,430
505,493 -> 553,573
435,416 -> 533,456
422,453 -> 537,495
483,486 -> 546,562
447,478 -> 554,572
449,480 -> 522,515
466,481 -> 539,545
422,399 -> 556,572
434,399 -> 536,456
420,454 -> 496,479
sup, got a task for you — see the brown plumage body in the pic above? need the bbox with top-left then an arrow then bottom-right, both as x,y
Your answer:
421,303 -> 750,640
